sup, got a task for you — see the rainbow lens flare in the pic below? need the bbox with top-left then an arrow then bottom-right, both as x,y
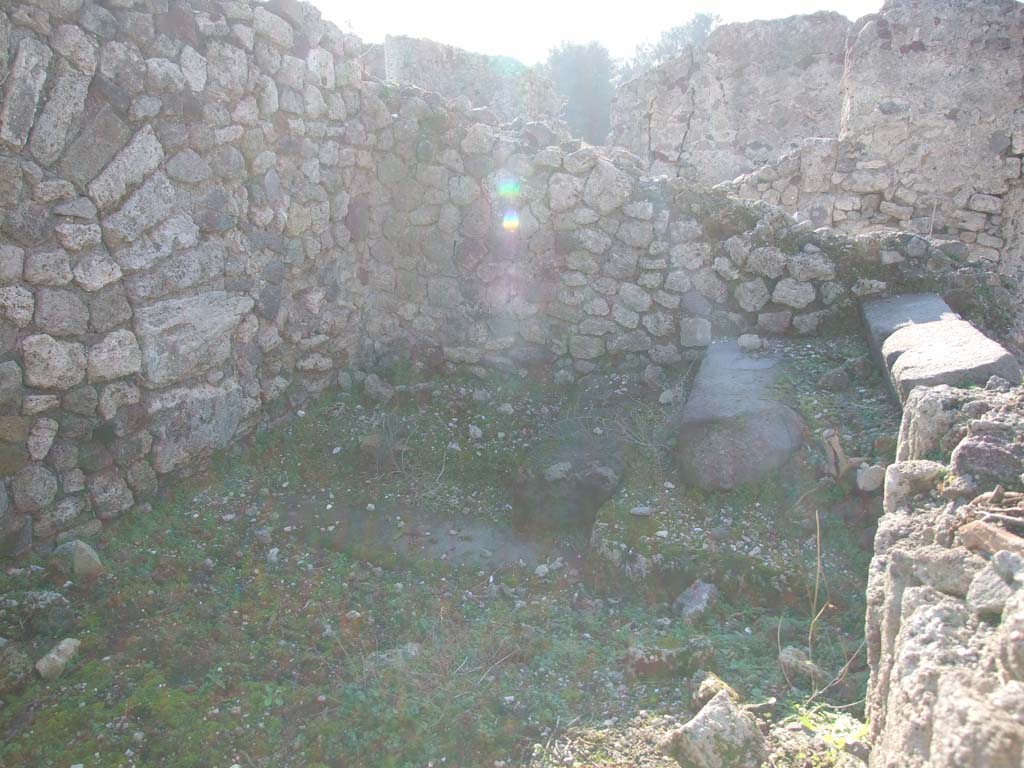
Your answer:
502,210 -> 520,232
497,178 -> 521,198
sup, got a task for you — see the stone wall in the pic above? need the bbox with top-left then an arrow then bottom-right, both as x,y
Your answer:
720,0 -> 1024,287
382,35 -> 561,123
608,12 -> 850,183
866,380 -> 1024,767
0,0 -> 1005,558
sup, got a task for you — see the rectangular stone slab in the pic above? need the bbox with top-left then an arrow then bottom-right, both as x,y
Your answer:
862,293 -> 1022,405
861,293 -> 959,351
673,341 -> 804,490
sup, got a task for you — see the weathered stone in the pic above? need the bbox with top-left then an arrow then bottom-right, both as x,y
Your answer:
134,292 -> 253,387
72,252 -> 122,292
0,38 -> 52,150
881,319 -> 1022,402
734,278 -> 770,313
179,45 -> 207,92
27,418 -> 58,462
101,172 -> 176,246
0,285 -> 34,327
29,61 -> 91,166
771,278 -> 816,309
88,126 -> 164,211
49,540 -> 104,580
673,342 -> 804,490
661,690 -> 767,768
21,334 -> 86,390
618,283 -> 652,313
253,6 -> 294,48
35,638 -> 80,681
678,317 -> 712,347
166,148 -> 212,184
512,425 -> 624,532
549,173 -> 583,211
87,330 -> 142,383
0,244 -> 24,284
89,467 -> 133,518
583,159 -> 632,214
24,250 -> 73,287
33,288 -> 88,336
52,24 -> 96,73
59,105 -> 131,188
148,381 -> 244,473
12,463 -> 58,513
882,460 -> 945,514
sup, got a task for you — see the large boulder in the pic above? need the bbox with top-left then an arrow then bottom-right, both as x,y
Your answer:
673,341 -> 804,490
512,424 -> 624,532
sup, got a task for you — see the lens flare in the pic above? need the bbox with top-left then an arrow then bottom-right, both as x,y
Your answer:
502,210 -> 520,232
497,178 -> 521,198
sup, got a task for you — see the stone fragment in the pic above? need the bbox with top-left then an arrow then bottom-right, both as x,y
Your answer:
52,25 -> 97,73
101,172 -> 176,246
12,463 -> 58,513
966,556 -> 1019,617
59,105 -> 130,188
549,173 -> 583,211
27,418 -> 58,461
253,7 -> 294,48
49,540 -> 104,580
674,580 -> 719,622
35,638 -> 80,681
882,460 -> 945,514
148,382 -> 243,473
134,292 -> 252,387
88,126 -> 164,211
583,159 -> 632,214
24,250 -> 73,286
771,278 -> 816,309
33,288 -> 89,336
166,149 -> 211,184
0,285 -> 34,327
661,690 -> 767,768
856,464 -> 886,493
72,251 -> 122,292
89,468 -> 133,519
29,61 -> 91,166
959,520 -> 1024,558
87,330 -> 142,383
0,38 -> 52,150
179,45 -> 207,92
513,425 -> 624,531
735,279 -> 770,313
679,317 -> 712,347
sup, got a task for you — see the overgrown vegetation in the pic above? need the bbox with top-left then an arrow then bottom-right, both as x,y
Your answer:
1,343 -> 893,767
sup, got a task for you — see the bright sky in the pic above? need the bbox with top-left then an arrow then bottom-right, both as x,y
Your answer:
318,0 -> 883,65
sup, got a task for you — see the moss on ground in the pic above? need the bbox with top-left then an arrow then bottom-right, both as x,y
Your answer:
1,351 -> 887,767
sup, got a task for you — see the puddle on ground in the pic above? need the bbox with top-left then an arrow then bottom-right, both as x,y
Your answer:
278,492 -> 584,572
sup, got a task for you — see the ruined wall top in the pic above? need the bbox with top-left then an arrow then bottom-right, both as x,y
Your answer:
383,34 -> 562,123
608,11 -> 851,183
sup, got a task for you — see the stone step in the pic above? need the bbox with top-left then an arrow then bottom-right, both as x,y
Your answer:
861,293 -> 1021,404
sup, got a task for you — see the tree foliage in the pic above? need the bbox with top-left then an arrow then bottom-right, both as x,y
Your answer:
545,41 -> 615,145
617,13 -> 721,83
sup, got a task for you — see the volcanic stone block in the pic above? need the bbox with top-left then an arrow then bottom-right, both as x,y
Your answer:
673,341 -> 804,490
862,294 -> 1021,403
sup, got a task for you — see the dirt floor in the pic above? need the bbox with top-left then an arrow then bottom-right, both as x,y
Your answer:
0,335 -> 895,768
